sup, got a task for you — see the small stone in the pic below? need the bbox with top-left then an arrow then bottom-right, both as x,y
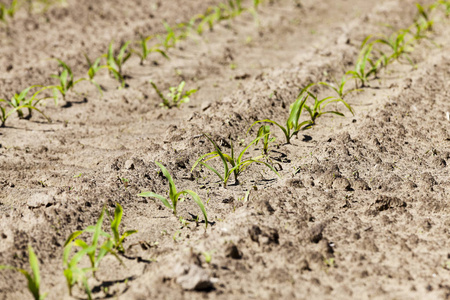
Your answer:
222,197 -> 234,204
124,160 -> 135,170
27,193 -> 54,208
372,195 -> 406,211
353,178 -> 370,190
174,264 -> 212,291
299,259 -> 311,272
225,244 -> 242,259
309,223 -> 325,243
284,178 -> 304,188
332,177 -> 352,191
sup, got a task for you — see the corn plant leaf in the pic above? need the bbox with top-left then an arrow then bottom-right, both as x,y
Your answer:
248,119 -> 289,141
199,161 -> 225,182
155,161 -> 177,202
64,231 -> 83,247
287,93 -> 308,131
111,203 -> 123,244
138,191 -> 173,210
178,190 -> 208,227
202,134 -> 230,178
28,245 -> 40,291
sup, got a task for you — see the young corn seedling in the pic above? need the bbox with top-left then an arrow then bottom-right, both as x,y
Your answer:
225,0 -> 243,18
0,0 -> 18,23
317,75 -> 361,99
161,22 -> 177,50
63,207 -> 128,299
371,29 -> 415,66
346,37 -> 384,87
150,80 -> 197,109
0,245 -> 47,300
134,35 -> 169,65
0,96 -> 51,127
188,13 -> 207,35
255,125 -> 275,155
9,85 -> 53,120
254,0 -> 261,10
301,91 -> 354,128
416,3 -> 435,31
104,41 -> 132,88
191,134 -> 280,187
84,54 -> 103,96
50,59 -> 86,103
248,93 -> 309,144
109,203 -> 138,253
439,0 -> 450,16
138,161 -> 208,227
62,242 -> 96,300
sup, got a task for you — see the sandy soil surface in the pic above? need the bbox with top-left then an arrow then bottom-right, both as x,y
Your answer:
1,0 -> 449,299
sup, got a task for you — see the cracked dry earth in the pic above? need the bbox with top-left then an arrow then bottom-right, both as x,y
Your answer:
1,0 -> 450,299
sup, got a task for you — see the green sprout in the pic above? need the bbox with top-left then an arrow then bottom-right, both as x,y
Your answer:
317,75 -> 361,99
134,35 -> 169,65
191,134 -> 280,187
302,91 -> 354,128
109,203 -> 138,253
0,245 -> 47,300
439,0 -> 450,16
254,0 -> 261,10
0,92 -> 51,127
138,161 -> 208,227
248,93 -> 309,144
0,0 -> 18,23
84,54 -> 103,96
161,22 -> 177,50
150,80 -> 197,109
416,3 -> 435,31
371,29 -> 415,66
63,205 -> 135,298
104,41 -> 132,88
346,37 -> 384,87
62,242 -> 95,300
255,125 -> 275,155
50,59 -> 86,103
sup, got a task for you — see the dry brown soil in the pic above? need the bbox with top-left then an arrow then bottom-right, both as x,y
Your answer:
1,0 -> 450,299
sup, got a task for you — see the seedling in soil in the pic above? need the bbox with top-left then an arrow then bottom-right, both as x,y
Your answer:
254,124 -> 275,155
439,0 -> 450,16
134,35 -> 169,65
50,59 -> 86,103
10,85 -> 43,119
161,22 -> 177,50
0,245 -> 47,300
346,37 -> 384,87
138,161 -> 208,227
318,75 -> 361,99
371,29 -> 415,66
299,90 -> 354,128
416,3 -> 435,31
0,0 -> 18,23
109,203 -> 138,253
150,80 -> 197,109
63,205 -> 134,298
191,134 -> 280,187
84,54 -> 103,96
104,41 -> 132,88
0,96 -> 51,127
203,250 -> 215,264
254,0 -> 261,10
248,93 -> 309,144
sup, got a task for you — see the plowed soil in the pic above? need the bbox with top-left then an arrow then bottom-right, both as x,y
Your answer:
1,0 -> 449,299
